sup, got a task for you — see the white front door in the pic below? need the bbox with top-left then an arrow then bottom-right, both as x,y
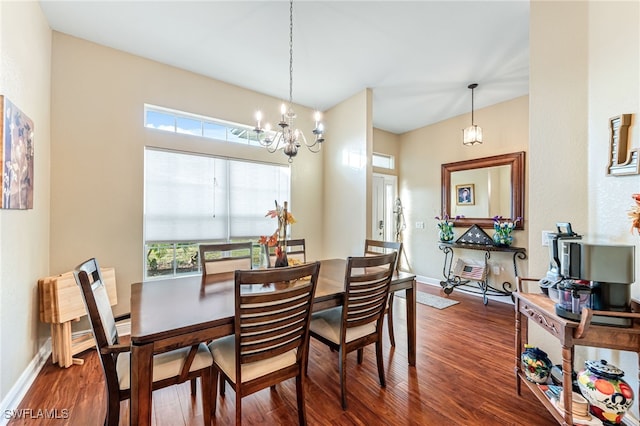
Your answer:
372,173 -> 397,242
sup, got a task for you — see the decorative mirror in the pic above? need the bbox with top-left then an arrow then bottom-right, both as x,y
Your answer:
441,151 -> 525,229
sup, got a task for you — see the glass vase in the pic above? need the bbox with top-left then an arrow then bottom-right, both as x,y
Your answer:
258,244 -> 271,269
274,246 -> 288,267
439,226 -> 455,242
492,230 -> 513,246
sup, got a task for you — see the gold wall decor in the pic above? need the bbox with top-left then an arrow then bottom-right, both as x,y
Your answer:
606,114 -> 638,176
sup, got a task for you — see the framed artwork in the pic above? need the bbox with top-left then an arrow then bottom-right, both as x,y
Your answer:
1,95 -> 34,209
456,184 -> 474,205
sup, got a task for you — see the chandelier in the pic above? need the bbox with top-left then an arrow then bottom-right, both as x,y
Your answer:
253,0 -> 325,163
463,83 -> 483,146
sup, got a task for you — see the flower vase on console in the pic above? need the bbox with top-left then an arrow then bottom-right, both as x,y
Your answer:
435,214 -> 462,243
492,216 -> 521,247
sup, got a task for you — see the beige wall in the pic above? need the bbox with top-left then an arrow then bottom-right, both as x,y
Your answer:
0,1 -> 51,404
373,128 -> 400,175
528,0 -> 640,417
399,95 -> 529,282
50,33 -> 324,318
323,89 -> 372,258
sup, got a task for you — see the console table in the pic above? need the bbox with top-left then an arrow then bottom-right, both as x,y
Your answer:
514,284 -> 640,426
438,242 -> 526,304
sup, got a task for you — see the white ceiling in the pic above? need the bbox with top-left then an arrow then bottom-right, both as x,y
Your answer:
39,0 -> 530,135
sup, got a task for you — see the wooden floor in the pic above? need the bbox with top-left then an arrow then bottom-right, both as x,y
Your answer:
9,283 -> 557,425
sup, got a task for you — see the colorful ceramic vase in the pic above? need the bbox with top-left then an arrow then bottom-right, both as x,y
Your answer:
521,346 -> 553,384
577,359 -> 634,425
492,229 -> 513,246
439,226 -> 454,242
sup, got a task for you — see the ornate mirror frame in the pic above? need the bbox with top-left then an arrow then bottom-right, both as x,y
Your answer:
441,151 -> 525,230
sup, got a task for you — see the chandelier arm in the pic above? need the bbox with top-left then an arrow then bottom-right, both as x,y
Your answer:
265,133 -> 284,153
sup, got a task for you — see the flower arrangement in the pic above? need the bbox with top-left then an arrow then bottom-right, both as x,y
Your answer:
629,193 -> 640,235
435,213 -> 462,242
492,215 -> 521,246
258,200 -> 296,267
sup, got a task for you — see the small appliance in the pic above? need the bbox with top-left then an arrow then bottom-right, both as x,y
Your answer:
539,222 -> 581,292
558,241 -> 636,327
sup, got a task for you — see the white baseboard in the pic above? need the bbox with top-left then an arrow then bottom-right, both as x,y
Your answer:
0,320 -> 131,426
0,339 -> 51,426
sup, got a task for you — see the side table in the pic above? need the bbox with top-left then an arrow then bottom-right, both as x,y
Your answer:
514,280 -> 640,425
438,242 -> 526,304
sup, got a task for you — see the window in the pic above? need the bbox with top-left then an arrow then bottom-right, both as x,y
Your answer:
372,153 -> 395,170
144,148 -> 290,278
144,104 -> 261,146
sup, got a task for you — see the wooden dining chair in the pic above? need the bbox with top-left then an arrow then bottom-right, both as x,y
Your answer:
285,238 -> 307,263
308,252 -> 397,410
267,238 -> 307,266
208,262 -> 321,425
199,242 -> 253,288
364,239 -> 403,346
74,258 -> 213,426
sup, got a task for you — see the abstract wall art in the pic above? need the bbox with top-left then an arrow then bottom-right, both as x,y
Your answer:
1,95 -> 34,209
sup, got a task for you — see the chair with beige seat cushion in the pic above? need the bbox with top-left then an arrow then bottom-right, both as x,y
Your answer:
364,239 -> 403,346
199,242 -> 253,288
308,252 -> 397,410
74,258 -> 213,426
208,261 -> 321,425
267,238 -> 307,266
284,238 -> 307,264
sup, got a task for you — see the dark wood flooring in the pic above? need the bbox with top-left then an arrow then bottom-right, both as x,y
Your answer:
9,283 -> 557,425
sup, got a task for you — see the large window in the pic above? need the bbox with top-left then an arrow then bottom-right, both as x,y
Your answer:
144,148 -> 290,278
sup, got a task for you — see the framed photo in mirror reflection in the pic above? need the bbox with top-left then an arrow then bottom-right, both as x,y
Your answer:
456,184 -> 475,205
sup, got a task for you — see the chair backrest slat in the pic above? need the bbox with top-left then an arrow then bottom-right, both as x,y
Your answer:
343,253 -> 396,331
199,242 -> 253,287
234,262 -> 320,370
364,239 -> 402,272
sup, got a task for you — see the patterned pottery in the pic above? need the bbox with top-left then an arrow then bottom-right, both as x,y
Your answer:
577,359 -> 634,425
521,346 -> 553,384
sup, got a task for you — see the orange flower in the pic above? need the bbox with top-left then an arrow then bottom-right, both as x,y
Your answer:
259,200 -> 295,246
630,193 -> 640,235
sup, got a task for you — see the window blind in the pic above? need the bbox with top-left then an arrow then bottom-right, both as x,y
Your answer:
144,148 -> 290,242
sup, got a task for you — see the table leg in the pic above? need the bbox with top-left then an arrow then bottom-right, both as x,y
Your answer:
514,304 -> 522,396
561,345 -> 573,426
131,343 -> 154,426
406,281 -> 416,366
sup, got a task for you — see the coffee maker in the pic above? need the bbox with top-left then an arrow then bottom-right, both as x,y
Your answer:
558,241 -> 636,327
539,222 -> 581,291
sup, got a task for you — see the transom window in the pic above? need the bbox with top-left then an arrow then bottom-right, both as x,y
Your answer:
372,152 -> 395,170
144,104 -> 262,146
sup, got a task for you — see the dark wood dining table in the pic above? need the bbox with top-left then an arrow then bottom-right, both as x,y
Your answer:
129,258 -> 417,426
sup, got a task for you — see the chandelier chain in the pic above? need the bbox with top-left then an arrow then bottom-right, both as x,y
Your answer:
252,0 -> 325,162
288,0 -> 294,106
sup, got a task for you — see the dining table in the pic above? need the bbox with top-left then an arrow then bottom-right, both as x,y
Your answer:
129,258 -> 417,426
